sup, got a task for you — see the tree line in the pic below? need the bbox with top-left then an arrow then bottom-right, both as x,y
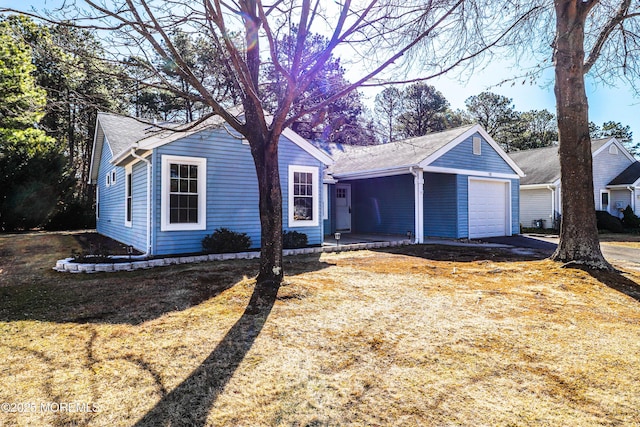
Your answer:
0,14 -> 635,232
374,85 -> 635,153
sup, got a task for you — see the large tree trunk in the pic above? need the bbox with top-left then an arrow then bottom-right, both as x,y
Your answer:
246,116 -> 284,287
551,0 -> 611,270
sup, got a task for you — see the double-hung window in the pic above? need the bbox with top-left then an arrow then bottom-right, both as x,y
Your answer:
288,165 -> 319,227
161,155 -> 206,231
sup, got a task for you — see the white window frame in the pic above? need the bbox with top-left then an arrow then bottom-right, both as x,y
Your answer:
124,164 -> 133,227
106,173 -> 111,187
161,155 -> 207,231
111,170 -> 117,185
288,165 -> 319,227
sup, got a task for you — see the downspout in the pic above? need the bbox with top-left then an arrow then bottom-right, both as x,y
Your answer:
547,185 -> 555,228
130,148 -> 152,257
628,186 -> 635,213
410,166 -> 424,244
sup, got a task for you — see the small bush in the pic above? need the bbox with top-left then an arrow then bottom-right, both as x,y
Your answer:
596,210 -> 625,233
283,230 -> 308,249
622,205 -> 640,229
202,228 -> 251,253
46,199 -> 96,231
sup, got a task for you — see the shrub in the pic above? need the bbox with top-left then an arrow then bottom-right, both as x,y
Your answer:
283,230 -> 308,249
46,199 -> 96,231
595,210 -> 624,233
202,228 -> 251,253
622,205 -> 640,229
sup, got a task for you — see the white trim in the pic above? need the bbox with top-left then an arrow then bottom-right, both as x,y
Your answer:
124,164 -> 133,228
423,165 -> 521,180
288,165 -> 320,228
111,170 -> 117,185
468,177 -> 512,238
520,183 -> 558,190
160,155 -> 207,231
599,189 -> 611,212
411,167 -> 424,243
282,128 -> 334,165
419,124 -> 525,177
323,184 -> 329,220
95,185 -> 99,220
333,166 -> 412,180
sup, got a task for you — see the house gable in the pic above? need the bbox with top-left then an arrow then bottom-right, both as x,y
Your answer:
423,128 -> 523,178
592,138 -> 636,209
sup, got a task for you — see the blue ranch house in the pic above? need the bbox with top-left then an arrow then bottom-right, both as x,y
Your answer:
90,112 -> 333,256
90,115 -> 523,256
324,124 -> 524,242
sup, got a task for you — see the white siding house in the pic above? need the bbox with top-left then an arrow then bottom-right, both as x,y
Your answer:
509,138 -> 640,229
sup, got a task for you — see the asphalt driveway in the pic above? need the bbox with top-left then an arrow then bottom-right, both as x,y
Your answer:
485,234 -> 640,271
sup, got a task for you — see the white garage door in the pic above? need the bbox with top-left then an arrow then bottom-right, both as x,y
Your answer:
468,179 -> 510,239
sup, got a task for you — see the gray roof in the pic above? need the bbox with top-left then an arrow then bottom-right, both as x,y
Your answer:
328,124 -> 477,176
97,112 -> 163,155
609,161 -> 640,185
508,138 -> 612,185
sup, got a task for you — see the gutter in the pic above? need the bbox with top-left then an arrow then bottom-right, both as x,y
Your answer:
130,148 -> 153,257
547,185 -> 556,224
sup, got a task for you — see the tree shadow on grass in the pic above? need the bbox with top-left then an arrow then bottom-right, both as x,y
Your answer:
382,243 -> 553,263
579,267 -> 640,303
132,279 -> 280,426
1,251 -> 331,325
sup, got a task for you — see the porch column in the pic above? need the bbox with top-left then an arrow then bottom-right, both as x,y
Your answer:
413,168 -> 424,243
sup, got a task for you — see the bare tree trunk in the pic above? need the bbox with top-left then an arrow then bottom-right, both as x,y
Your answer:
551,0 -> 611,270
246,123 -> 284,287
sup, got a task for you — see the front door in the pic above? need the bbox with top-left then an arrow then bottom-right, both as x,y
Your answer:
336,184 -> 351,232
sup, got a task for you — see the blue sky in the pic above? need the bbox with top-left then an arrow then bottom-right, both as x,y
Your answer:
3,0 -> 638,141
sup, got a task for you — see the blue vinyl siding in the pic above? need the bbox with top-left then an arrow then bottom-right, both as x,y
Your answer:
129,161 -> 149,251
430,133 -> 516,175
456,175 -> 469,238
95,139 -> 150,252
510,178 -> 520,234
323,184 -> 335,235
423,173 -> 459,238
151,130 -> 325,255
350,174 -> 414,235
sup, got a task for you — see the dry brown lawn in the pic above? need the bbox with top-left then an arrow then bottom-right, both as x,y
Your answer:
1,232 -> 640,426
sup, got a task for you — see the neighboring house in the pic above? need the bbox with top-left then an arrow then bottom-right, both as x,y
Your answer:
90,112 -> 333,256
509,137 -> 640,229
323,124 -> 525,241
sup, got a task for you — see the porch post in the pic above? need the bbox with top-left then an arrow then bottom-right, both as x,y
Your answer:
414,168 -> 424,243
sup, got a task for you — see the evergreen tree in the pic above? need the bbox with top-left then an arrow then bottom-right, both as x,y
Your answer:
0,18 -> 70,230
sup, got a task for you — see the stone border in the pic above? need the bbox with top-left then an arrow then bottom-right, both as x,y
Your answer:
54,239 -> 412,273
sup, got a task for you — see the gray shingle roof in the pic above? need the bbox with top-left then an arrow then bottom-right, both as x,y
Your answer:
97,112 -> 161,155
609,161 -> 640,185
508,138 -> 612,185
328,124 -> 477,176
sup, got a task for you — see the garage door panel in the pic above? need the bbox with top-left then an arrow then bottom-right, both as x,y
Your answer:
469,179 -> 509,239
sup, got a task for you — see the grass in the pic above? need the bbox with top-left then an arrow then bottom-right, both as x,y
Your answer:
1,232 -> 640,426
